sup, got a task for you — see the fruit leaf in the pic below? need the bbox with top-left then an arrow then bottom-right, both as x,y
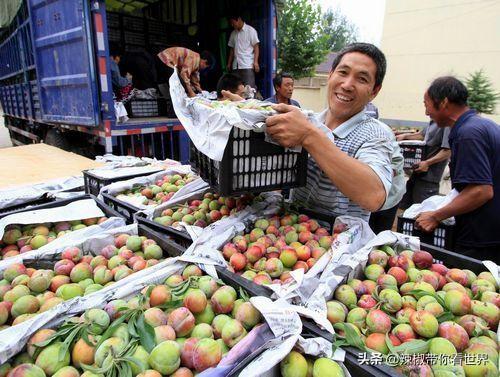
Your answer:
436,311 -> 455,323
342,323 -> 366,351
59,325 -> 81,361
385,333 -> 397,355
96,314 -> 129,350
159,299 -> 183,311
408,289 -> 446,307
144,285 -> 155,299
136,313 -> 156,353
392,339 -> 429,355
127,318 -> 139,339
239,287 -> 250,302
389,314 -> 400,325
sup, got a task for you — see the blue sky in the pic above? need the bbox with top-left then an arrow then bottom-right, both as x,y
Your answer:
318,0 -> 386,45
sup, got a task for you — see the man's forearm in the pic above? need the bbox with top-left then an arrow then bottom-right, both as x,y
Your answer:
227,49 -> 234,69
303,128 -> 386,211
400,132 -> 424,141
425,149 -> 450,166
253,44 -> 259,64
434,184 -> 493,221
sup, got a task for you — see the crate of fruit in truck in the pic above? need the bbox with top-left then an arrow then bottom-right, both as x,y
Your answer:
169,70 -> 309,196
300,230 -> 500,377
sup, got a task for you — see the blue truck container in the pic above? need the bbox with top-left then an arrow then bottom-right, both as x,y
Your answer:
0,0 -> 278,161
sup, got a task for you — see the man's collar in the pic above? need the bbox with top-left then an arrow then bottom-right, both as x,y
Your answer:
240,23 -> 247,32
318,109 -> 367,138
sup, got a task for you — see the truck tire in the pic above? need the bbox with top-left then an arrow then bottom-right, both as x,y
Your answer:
44,128 -> 70,151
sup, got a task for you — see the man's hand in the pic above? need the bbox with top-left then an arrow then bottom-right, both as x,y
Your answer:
253,62 -> 260,73
396,134 -> 406,141
265,104 -> 315,148
415,211 -> 440,232
221,90 -> 244,101
413,160 -> 430,173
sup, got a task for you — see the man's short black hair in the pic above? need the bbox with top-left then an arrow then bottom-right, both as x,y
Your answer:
109,42 -> 123,58
273,72 -> 294,90
427,76 -> 468,108
228,14 -> 243,21
216,73 -> 244,99
331,42 -> 387,89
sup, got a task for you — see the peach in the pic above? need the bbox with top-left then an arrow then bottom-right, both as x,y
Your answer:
392,323 -> 416,343
168,307 -> 195,337
358,294 -> 377,309
346,307 -> 367,330
72,336 -> 97,368
470,300 -> 499,329
210,286 -> 236,314
184,289 -> 207,314
438,321 -> 469,352
326,301 -> 348,325
444,289 -> 471,315
409,310 -> 438,338
149,285 -> 171,307
180,337 -> 199,369
61,246 -> 82,262
334,285 -> 357,307
364,264 -> 385,281
445,268 -> 468,285
192,338 -> 222,372
148,340 -> 181,375
368,249 -> 389,267
221,319 -> 246,347
182,265 -> 203,279
396,307 -> 416,324
387,266 -> 408,285
229,253 -> 247,271
53,260 -> 75,276
100,245 -> 118,259
365,333 -> 389,354
366,309 -> 392,333
69,262 -> 92,283
4,263 -> 27,283
377,274 -> 398,290
412,250 -> 433,269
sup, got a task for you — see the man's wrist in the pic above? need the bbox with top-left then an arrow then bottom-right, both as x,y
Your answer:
302,125 -> 321,150
432,209 -> 447,222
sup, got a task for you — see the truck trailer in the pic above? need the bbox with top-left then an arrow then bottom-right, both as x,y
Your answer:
0,0 -> 278,162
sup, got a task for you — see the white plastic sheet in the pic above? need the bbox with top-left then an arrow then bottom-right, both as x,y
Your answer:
0,176 -> 84,210
403,189 -> 458,225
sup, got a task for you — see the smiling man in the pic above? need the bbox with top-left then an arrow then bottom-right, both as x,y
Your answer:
265,43 -> 397,221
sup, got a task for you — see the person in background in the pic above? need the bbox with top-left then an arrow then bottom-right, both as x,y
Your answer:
227,14 -> 260,89
415,76 -> 500,261
365,102 -> 406,233
262,43 -> 394,221
216,73 -> 245,100
364,102 -> 379,119
265,73 -> 301,107
158,47 -> 211,97
121,49 -> 157,90
397,121 -> 451,209
109,43 -> 132,99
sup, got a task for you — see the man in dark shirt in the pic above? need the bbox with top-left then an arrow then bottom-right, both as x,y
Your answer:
416,76 -> 500,262
265,73 -> 301,107
398,121 -> 451,208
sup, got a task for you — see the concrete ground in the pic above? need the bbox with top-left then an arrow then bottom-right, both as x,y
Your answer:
0,110 -> 12,148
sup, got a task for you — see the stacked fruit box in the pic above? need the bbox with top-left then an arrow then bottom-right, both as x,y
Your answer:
99,167 -> 198,223
301,232 -> 499,377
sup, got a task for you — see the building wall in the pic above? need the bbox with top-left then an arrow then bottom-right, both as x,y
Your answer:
377,0 -> 500,124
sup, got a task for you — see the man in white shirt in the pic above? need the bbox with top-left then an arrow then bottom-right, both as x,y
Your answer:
227,14 -> 260,89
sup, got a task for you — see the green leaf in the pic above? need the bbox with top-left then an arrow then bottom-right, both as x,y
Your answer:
136,314 -> 156,353
392,339 -> 429,354
342,323 -> 366,351
436,311 -> 455,323
385,333 -> 397,355
159,299 -> 183,311
59,325 -> 81,361
239,287 -> 250,302
96,314 -> 128,350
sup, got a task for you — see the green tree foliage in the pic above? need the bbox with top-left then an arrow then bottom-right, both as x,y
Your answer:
277,0 -> 329,79
465,70 -> 499,114
322,8 -> 358,52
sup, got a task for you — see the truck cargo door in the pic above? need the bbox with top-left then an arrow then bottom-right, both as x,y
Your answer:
28,0 -> 100,126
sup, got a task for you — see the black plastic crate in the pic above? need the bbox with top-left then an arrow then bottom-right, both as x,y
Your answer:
125,97 -> 168,117
147,19 -> 168,35
107,28 -> 121,42
138,223 -> 273,298
106,12 -> 120,28
122,15 -> 144,31
0,194 -> 124,221
101,191 -> 142,224
136,213 -> 194,248
400,143 -> 426,169
302,320 -> 403,377
82,167 -> 163,197
124,30 -> 146,45
397,215 -> 455,250
0,195 -> 55,216
190,127 -> 308,196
